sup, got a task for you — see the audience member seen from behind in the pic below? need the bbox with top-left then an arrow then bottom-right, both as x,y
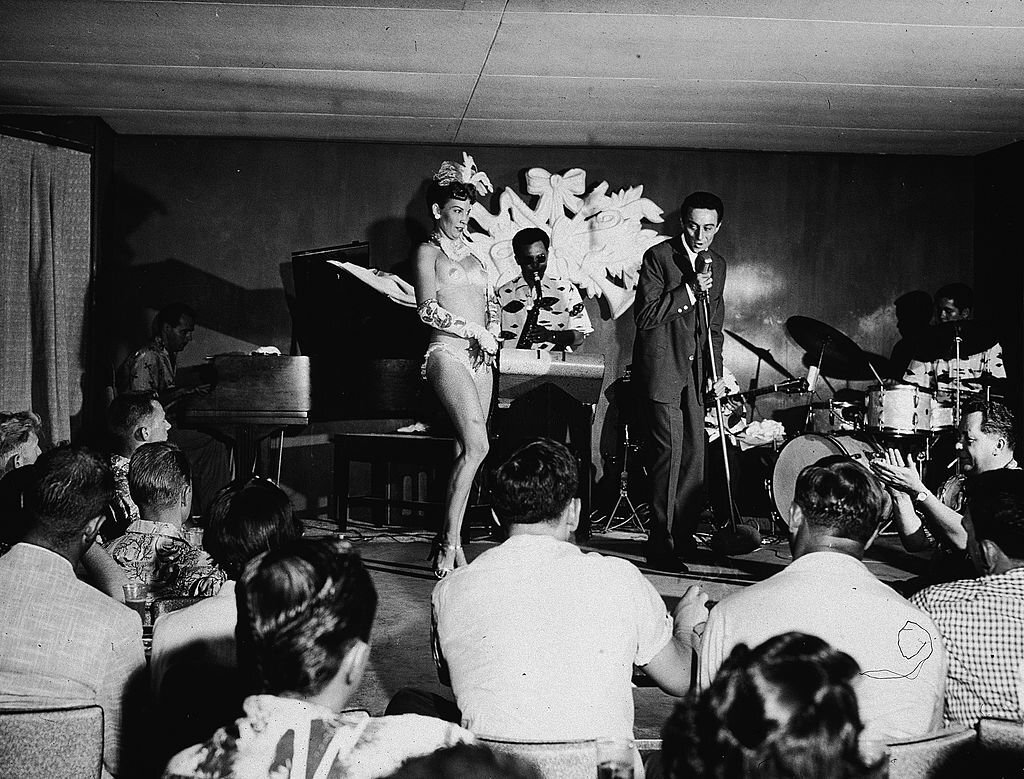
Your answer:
385,743 -> 543,779
419,439 -> 704,776
0,410 -> 42,475
663,632 -> 886,779
163,537 -> 472,779
0,447 -> 146,778
911,469 -> 1024,726
699,456 -> 946,743
104,391 -> 172,539
151,476 -> 303,696
106,441 -> 226,597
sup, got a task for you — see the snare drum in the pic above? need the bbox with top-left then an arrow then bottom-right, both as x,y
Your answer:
767,434 -> 882,526
866,383 -> 932,436
809,401 -> 864,434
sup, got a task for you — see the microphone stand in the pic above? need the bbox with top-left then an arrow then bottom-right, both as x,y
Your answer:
696,277 -> 761,555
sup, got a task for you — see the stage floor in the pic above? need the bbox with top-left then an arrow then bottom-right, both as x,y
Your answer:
303,514 -> 929,739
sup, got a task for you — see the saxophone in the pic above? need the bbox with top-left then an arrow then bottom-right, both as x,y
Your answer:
516,280 -> 545,349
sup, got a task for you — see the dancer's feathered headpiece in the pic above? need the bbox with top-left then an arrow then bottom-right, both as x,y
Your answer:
433,152 -> 493,197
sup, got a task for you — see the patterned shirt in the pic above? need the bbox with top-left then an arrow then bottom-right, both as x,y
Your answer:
107,453 -> 140,537
163,694 -> 473,779
904,343 -> 1005,400
106,519 -> 226,598
911,567 -> 1024,725
118,336 -> 175,395
497,274 -> 592,351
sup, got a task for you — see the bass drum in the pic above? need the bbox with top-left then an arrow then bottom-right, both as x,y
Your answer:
768,434 -> 882,527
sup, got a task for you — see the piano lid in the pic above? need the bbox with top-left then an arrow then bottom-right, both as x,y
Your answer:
176,353 -> 311,425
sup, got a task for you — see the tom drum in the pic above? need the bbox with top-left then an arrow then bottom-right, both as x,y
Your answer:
809,400 -> 864,434
866,383 -> 933,436
768,434 -> 882,526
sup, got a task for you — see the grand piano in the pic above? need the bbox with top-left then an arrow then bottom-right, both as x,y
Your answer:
175,353 -> 311,479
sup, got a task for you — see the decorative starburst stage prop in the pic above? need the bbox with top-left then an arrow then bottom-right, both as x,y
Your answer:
463,160 -> 668,318
330,153 -> 667,319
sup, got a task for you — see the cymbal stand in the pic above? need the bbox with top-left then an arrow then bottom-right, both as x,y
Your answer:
953,325 -> 963,478
802,343 -> 827,433
747,356 -> 762,423
600,422 -> 648,534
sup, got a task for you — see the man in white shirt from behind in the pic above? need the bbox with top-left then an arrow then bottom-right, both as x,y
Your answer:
432,438 -> 705,769
699,455 -> 947,745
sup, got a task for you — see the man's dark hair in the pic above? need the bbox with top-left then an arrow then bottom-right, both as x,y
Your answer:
935,282 -> 973,311
967,469 -> 1024,560
894,290 -> 933,327
106,391 -> 159,452
661,632 -> 883,779
0,410 -> 41,464
491,438 -> 578,525
793,456 -> 887,545
236,536 -> 377,698
23,446 -> 114,548
963,398 -> 1016,451
426,180 -> 478,210
128,441 -> 191,510
681,191 -> 724,222
204,477 -> 304,579
152,303 -> 196,335
386,743 -> 544,779
511,227 -> 550,256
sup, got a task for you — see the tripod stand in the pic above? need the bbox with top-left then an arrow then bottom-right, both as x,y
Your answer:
598,421 -> 648,534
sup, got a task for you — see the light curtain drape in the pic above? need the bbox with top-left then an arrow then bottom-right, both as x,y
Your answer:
0,134 -> 92,445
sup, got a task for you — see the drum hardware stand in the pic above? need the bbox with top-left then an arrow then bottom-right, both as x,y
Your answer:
598,422 -> 648,534
802,345 -> 827,433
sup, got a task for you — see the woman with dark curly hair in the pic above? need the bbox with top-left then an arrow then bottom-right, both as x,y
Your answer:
660,632 -> 886,778
413,156 -> 499,577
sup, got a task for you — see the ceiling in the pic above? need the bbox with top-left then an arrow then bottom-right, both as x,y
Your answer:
2,0 -> 1023,155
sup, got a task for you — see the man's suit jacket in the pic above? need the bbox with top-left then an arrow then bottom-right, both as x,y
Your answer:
632,237 -> 726,404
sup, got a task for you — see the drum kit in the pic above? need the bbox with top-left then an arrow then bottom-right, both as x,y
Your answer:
733,315 -> 1005,531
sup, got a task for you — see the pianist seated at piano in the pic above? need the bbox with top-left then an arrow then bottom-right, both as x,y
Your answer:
497,228 -> 593,352
117,302 -> 230,514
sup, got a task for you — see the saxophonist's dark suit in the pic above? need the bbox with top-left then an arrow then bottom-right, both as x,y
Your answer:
631,236 -> 726,561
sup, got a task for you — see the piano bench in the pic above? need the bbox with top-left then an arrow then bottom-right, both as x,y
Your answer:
332,432 -> 489,532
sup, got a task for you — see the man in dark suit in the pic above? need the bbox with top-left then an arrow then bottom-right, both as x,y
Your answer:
632,191 -> 727,571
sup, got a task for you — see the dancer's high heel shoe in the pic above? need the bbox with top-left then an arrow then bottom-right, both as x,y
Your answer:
428,537 -> 465,579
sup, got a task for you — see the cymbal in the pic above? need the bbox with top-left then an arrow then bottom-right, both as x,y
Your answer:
911,320 -> 999,362
724,329 -> 796,380
801,350 -> 898,382
786,316 -> 863,366
935,373 -> 1008,394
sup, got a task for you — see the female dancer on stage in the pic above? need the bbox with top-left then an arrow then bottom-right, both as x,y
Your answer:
413,157 -> 498,577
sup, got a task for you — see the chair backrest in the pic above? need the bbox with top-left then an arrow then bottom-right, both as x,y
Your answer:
976,717 -> 1024,774
0,704 -> 104,779
152,595 -> 205,621
886,726 -> 975,779
477,736 -> 597,779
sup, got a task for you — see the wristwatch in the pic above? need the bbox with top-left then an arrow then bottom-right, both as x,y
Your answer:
913,489 -> 930,504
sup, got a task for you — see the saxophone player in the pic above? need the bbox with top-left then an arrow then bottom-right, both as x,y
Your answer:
496,228 -> 592,352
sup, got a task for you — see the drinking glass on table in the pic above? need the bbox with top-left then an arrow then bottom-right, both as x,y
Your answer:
596,737 -> 634,779
185,527 -> 204,549
122,582 -> 149,624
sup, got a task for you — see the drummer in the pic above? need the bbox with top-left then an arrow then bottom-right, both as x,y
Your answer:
902,283 -> 1006,399
872,398 -> 1018,587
